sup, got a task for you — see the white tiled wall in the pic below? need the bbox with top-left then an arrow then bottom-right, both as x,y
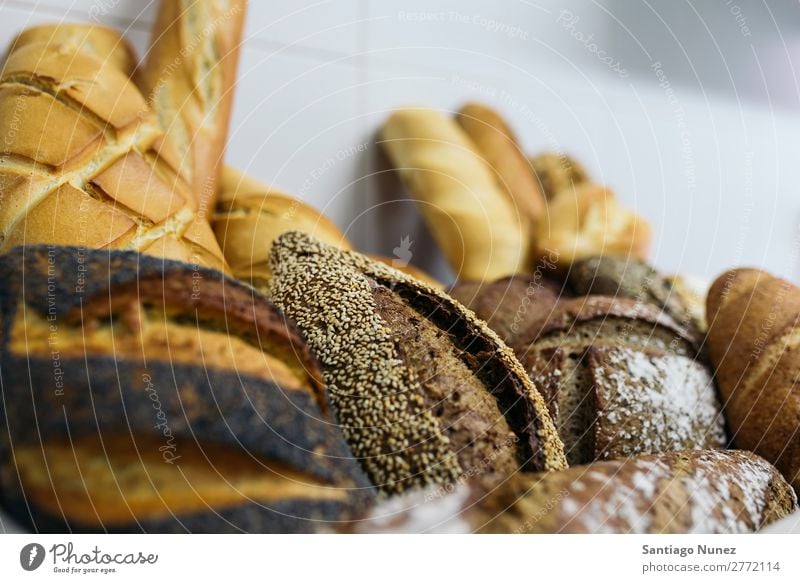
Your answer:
2,0 -> 800,535
3,0 -> 799,283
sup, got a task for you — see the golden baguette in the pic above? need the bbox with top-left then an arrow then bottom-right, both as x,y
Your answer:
707,268 -> 800,491
381,108 -> 529,281
139,0 -> 247,212
213,166 -> 350,288
536,183 -> 651,269
0,27 -> 227,270
456,102 -> 546,233
9,23 -> 137,76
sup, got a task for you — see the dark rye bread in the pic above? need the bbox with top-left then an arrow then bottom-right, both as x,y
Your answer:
449,271 -> 568,347
568,255 -> 705,340
0,246 -> 372,532
354,450 -> 797,533
268,231 -> 566,495
518,296 -> 726,465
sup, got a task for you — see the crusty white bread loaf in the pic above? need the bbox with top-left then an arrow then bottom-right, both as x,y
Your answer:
456,102 -> 546,235
536,183 -> 651,269
354,450 -> 797,533
707,268 -> 800,492
0,28 -> 227,270
381,108 -> 530,281
213,166 -> 351,289
139,0 -> 247,212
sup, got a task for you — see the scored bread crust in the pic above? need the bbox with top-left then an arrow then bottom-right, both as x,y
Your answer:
380,107 -> 530,281
268,231 -> 566,495
0,245 -> 373,532
139,0 -> 247,211
706,268 -> 800,492
0,31 -> 227,270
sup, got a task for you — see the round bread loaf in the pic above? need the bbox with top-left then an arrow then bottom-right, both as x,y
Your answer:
268,231 -> 566,495
0,246 -> 372,533
516,296 -> 727,465
353,450 -> 797,533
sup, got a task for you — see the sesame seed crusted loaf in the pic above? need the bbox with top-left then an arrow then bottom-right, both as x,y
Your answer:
0,245 -> 373,532
268,231 -> 566,495
518,295 -> 726,465
353,450 -> 797,533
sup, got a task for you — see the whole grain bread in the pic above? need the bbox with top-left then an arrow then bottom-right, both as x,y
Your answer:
268,231 -> 566,495
0,246 -> 372,532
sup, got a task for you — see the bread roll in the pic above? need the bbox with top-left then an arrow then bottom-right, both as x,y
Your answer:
536,183 -> 651,269
139,0 -> 247,211
8,23 -> 137,75
706,268 -> 800,492
569,256 -> 704,341
518,296 -> 726,465
0,28 -> 227,270
269,231 -> 566,495
381,108 -> 529,281
0,245 -> 372,532
456,102 -> 546,233
213,166 -> 351,289
354,450 -> 797,533
529,152 -> 589,201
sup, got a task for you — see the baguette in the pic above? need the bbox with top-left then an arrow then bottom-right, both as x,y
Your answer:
213,166 -> 351,289
269,231 -> 566,494
456,102 -> 546,234
706,268 -> 800,492
354,450 -> 797,533
0,27 -> 227,270
381,108 -> 529,281
139,0 -> 247,211
0,245 -> 372,532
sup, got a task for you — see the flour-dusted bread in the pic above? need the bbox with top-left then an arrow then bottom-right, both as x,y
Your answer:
707,268 -> 800,492
139,0 -> 247,211
354,450 -> 797,533
268,231 -> 566,495
0,26 -> 227,270
0,246 -> 372,533
517,296 -> 726,465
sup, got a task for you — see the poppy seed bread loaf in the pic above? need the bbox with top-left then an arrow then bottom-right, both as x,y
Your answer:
354,450 -> 797,533
517,296 -> 726,465
268,231 -> 566,495
0,246 -> 372,532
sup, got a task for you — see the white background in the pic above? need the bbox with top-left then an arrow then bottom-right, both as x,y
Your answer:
1,0 -> 800,535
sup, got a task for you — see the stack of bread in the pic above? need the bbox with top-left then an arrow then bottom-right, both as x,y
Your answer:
0,0 -> 798,534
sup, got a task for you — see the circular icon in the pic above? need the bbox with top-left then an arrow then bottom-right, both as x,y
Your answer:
19,543 -> 45,571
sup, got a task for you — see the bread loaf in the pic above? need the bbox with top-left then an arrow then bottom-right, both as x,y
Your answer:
706,268 -> 800,492
529,152 -> 589,201
9,23 -> 137,75
139,0 -> 247,211
368,254 -> 444,289
456,102 -> 546,233
568,255 -> 704,340
268,231 -> 566,495
0,28 -> 227,270
355,450 -> 797,533
213,166 -> 351,289
0,246 -> 372,532
381,108 -> 529,281
517,296 -> 726,465
536,183 -> 651,269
